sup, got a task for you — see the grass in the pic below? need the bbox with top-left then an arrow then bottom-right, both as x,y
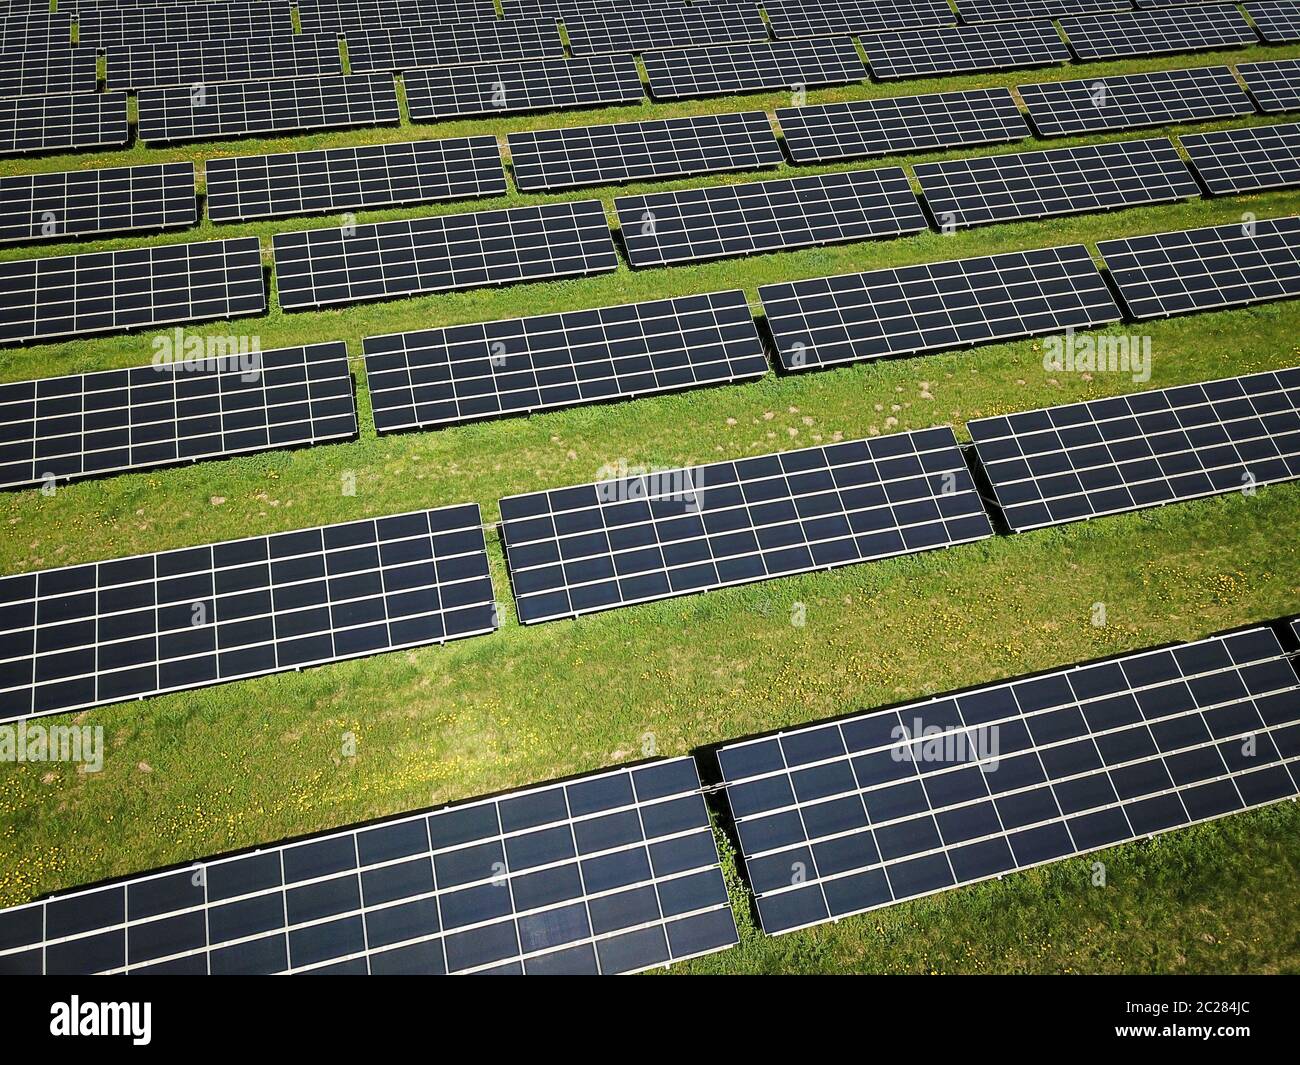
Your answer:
1,37 -> 1299,974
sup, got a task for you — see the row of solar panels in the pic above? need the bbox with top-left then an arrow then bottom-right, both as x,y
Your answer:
0,612 -> 1296,971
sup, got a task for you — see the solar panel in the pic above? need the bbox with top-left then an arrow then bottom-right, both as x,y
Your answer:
1244,0 -> 1300,42
758,245 -> 1122,372
1018,67 -> 1254,136
776,88 -> 1030,164
363,290 -> 768,433
0,343 -> 357,493
1058,5 -> 1257,61
642,37 -> 866,100
105,35 -> 344,92
956,0 -> 1131,20
272,200 -> 618,311
136,74 -> 401,145
1180,121 -> 1300,194
762,0 -> 954,39
0,92 -> 129,155
616,168 -> 927,269
76,2 -> 294,46
0,162 -> 196,244
296,0 -> 498,33
563,5 -> 768,56
1238,58 -> 1300,113
717,625 -> 1300,935
346,20 -> 565,73
914,139 -> 1199,230
508,112 -> 782,193
206,138 -> 504,224
969,368 -> 1300,531
500,427 -> 993,625
0,48 -> 98,97
0,237 -> 265,346
1097,216 -> 1300,320
859,21 -> 1070,80
501,0 -> 685,14
0,13 -> 72,53
403,54 -> 643,121
0,504 -> 495,723
0,755 -> 737,974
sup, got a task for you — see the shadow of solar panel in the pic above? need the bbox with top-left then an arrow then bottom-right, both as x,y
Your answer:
1245,0 -> 1300,42
500,427 -> 994,625
759,245 -> 1121,371
0,342 -> 357,492
404,54 -> 643,120
763,0 -> 954,39
1239,58 -> 1300,113
0,504 -> 496,723
296,0 -> 498,34
718,626 -> 1300,935
206,138 -> 504,223
0,93 -> 129,155
0,237 -> 266,346
0,47 -> 97,97
1059,5 -> 1257,61
914,139 -> 1199,229
76,2 -> 294,46
1018,66 -> 1254,135
105,34 -> 344,92
969,367 -> 1300,530
364,290 -> 767,433
956,0 -> 1130,20
0,13 -> 72,53
616,168 -> 927,268
0,162 -> 195,244
272,199 -> 618,311
1097,216 -> 1300,319
508,111 -> 782,192
776,87 -> 1030,163
136,74 -> 401,144
563,4 -> 767,56
860,20 -> 1069,79
1181,121 -> 1300,194
345,20 -> 565,73
643,37 -> 866,100
0,756 -> 736,974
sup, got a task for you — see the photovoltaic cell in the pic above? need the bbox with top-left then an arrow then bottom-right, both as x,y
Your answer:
642,37 -> 867,100
762,0 -> 954,39
363,290 -> 768,433
913,139 -> 1199,229
1245,0 -> 1300,42
0,93 -> 129,155
295,0 -> 498,34
205,138 -> 505,223
0,343 -> 356,492
1018,67 -> 1254,136
956,0 -> 1131,20
105,35 -> 345,92
271,200 -> 618,311
859,21 -> 1070,80
615,168 -> 928,268
1096,216 -> 1300,319
758,245 -> 1122,372
345,20 -> 565,73
0,504 -> 495,723
563,5 -> 768,56
776,88 -> 1030,163
0,162 -> 196,244
1238,58 -> 1300,113
500,427 -> 994,624
0,237 -> 266,346
507,112 -> 782,193
403,54 -> 643,120
76,2 -> 294,46
1058,5 -> 1258,61
0,48 -> 98,98
718,626 -> 1300,934
136,74 -> 401,145
1180,122 -> 1300,194
969,368 -> 1300,530
0,13 -> 72,53
0,756 -> 736,974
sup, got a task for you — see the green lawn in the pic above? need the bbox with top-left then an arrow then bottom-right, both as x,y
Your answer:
1,37 -> 1299,974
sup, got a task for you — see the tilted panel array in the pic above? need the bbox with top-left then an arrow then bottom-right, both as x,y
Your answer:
345,20 -> 565,73
563,5 -> 768,56
642,37 -> 867,100
1238,59 -> 1300,113
76,2 -> 294,46
956,0 -> 1131,20
0,94 -> 129,155
1180,122 -> 1300,194
105,35 -> 345,92
1245,0 -> 1300,42
1058,5 -> 1258,61
0,48 -> 97,97
295,0 -> 499,34
762,0 -> 955,38
859,21 -> 1070,80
